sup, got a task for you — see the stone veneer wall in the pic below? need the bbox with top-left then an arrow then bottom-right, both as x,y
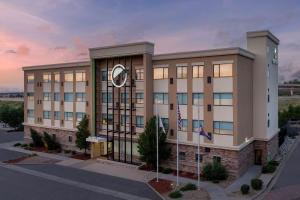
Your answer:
162,142 -> 255,178
24,125 -> 77,150
254,134 -> 279,165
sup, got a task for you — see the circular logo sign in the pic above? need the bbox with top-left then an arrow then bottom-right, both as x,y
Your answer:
111,64 -> 127,88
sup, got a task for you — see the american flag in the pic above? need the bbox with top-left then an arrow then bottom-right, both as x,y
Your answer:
177,103 -> 182,131
199,125 -> 212,140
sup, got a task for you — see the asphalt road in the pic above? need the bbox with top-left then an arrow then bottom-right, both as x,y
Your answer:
264,139 -> 300,199
274,140 -> 300,189
0,129 -> 161,200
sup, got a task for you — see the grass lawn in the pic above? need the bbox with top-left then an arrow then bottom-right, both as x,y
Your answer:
0,101 -> 23,108
279,96 -> 300,112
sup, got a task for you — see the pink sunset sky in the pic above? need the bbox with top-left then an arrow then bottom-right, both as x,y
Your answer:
1,0 -> 300,91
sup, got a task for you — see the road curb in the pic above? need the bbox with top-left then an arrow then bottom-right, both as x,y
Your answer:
253,136 -> 300,200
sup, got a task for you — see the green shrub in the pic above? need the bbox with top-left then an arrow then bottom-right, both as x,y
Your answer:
240,184 -> 250,195
262,163 -> 276,174
251,179 -> 263,190
202,163 -> 213,180
202,161 -> 228,181
162,168 -> 173,174
180,183 -> 197,191
43,132 -> 61,151
21,143 -> 28,148
30,129 -> 44,147
168,190 -> 182,198
14,143 -> 21,147
269,160 -> 279,166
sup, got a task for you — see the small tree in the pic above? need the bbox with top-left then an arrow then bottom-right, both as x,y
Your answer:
43,132 -> 61,151
30,129 -> 44,147
137,116 -> 171,169
76,115 -> 90,154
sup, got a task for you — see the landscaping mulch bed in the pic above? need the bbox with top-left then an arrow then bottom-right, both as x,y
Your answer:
148,178 -> 174,194
23,146 -> 61,154
70,153 -> 91,160
3,154 -> 36,164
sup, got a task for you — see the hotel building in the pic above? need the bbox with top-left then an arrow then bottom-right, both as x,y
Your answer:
23,30 -> 279,178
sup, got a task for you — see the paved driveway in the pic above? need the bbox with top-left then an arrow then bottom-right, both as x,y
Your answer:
0,129 -> 162,200
265,140 -> 300,200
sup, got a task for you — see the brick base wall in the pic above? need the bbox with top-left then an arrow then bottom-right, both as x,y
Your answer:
24,125 -> 77,150
162,142 -> 254,178
254,134 -> 279,165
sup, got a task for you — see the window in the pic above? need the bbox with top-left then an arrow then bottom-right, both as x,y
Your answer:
54,73 -> 60,83
76,93 -> 86,102
177,93 -> 188,105
136,93 -> 144,104
136,116 -> 144,128
43,92 -> 51,101
76,112 -> 85,122
101,71 -> 107,81
64,93 -> 74,102
64,72 -> 73,82
192,93 -> 204,105
179,152 -> 186,160
54,111 -> 60,120
43,111 -> 51,119
76,72 -> 86,82
213,121 -> 233,135
213,63 -> 233,77
54,93 -> 60,101
27,109 -> 34,118
43,73 -> 51,83
102,113 -> 113,125
68,136 -> 72,142
161,118 -> 169,130
102,92 -> 112,103
193,65 -> 204,78
27,74 -> 34,83
213,156 -> 221,163
154,93 -> 168,104
101,70 -> 112,81
153,68 -> 168,79
136,69 -> 144,80
27,93 -> 34,101
214,93 -> 233,106
121,93 -> 129,103
195,153 -> 203,162
181,119 -> 188,131
121,115 -> 129,125
268,119 -> 270,127
192,120 -> 204,132
64,112 -> 73,121
177,66 -> 187,79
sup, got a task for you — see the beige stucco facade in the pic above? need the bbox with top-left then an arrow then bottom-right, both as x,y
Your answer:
23,30 -> 279,178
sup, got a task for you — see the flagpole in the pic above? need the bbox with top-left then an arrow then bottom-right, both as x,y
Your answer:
197,103 -> 200,190
156,103 -> 159,182
176,100 -> 179,186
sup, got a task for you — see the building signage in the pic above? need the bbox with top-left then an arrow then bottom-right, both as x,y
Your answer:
111,64 -> 128,87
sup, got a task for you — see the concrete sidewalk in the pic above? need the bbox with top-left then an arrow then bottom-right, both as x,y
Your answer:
226,165 -> 261,193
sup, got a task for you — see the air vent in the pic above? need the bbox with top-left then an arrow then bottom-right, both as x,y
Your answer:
207,104 -> 211,112
207,76 -> 211,84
